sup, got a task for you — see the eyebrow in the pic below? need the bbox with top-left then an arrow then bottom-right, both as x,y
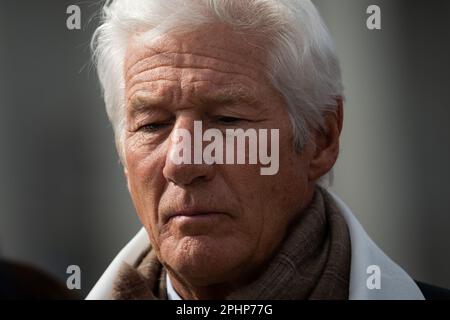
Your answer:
199,88 -> 259,108
128,86 -> 261,114
128,92 -> 171,113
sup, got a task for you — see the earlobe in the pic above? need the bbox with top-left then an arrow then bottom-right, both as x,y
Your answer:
308,99 -> 343,182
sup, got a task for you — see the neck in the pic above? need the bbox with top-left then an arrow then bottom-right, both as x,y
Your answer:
167,262 -> 266,299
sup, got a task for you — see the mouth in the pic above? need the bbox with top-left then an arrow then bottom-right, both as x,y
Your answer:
164,209 -> 227,224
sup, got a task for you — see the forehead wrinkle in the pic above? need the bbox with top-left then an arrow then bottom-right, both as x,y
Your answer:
124,50 -> 264,86
125,68 -> 261,105
125,65 -> 263,98
127,78 -> 178,98
124,27 -> 268,78
125,55 -> 269,108
125,67 -> 179,97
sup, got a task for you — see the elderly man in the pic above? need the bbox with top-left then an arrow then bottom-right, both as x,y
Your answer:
86,0 -> 448,300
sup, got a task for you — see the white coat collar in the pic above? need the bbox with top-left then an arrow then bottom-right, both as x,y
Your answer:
328,190 -> 424,299
86,191 -> 424,300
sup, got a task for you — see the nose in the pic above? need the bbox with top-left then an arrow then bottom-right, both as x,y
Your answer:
163,118 -> 215,186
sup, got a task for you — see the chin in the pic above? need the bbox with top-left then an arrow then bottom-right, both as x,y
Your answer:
162,235 -> 247,286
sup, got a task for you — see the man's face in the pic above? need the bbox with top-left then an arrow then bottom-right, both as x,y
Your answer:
123,24 -> 316,289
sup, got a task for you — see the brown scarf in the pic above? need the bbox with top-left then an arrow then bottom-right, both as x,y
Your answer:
112,186 -> 351,300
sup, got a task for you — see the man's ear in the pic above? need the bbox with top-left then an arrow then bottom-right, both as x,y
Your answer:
308,98 -> 344,182
124,166 -> 132,194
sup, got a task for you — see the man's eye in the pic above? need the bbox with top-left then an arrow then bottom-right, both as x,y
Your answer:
216,116 -> 243,124
139,122 -> 171,133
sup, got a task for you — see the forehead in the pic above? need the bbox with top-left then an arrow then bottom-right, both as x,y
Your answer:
124,24 -> 270,83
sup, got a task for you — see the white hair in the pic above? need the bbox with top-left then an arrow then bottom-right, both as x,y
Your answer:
91,0 -> 343,187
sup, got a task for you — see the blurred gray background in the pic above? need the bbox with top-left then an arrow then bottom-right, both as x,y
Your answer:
0,0 -> 449,298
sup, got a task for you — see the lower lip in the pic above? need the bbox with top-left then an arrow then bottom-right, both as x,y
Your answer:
167,213 -> 229,235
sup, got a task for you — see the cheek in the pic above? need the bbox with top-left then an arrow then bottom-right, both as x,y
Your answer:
218,164 -> 282,230
217,161 -> 304,265
230,140 -> 307,227
125,142 -> 167,241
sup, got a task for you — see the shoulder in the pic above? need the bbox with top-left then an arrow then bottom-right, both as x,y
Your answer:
415,280 -> 450,300
0,259 -> 77,300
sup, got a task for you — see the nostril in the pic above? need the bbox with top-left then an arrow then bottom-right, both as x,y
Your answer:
163,160 -> 215,187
